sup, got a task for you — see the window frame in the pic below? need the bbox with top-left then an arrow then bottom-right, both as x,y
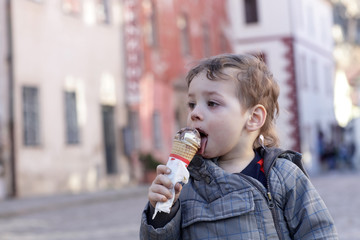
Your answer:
244,0 -> 259,24
152,111 -> 162,149
178,13 -> 191,56
22,86 -> 41,146
64,91 -> 80,145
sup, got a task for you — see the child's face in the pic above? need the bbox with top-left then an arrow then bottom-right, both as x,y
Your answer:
187,70 -> 251,159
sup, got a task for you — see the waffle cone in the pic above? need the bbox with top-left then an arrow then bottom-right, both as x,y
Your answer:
170,139 -> 198,162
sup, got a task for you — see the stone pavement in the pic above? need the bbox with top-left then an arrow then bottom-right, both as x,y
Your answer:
310,171 -> 360,240
0,171 -> 358,240
0,185 -> 148,219
0,185 -> 149,240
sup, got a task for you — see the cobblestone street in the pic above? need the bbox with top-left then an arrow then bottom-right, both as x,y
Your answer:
0,172 -> 358,240
311,171 -> 360,240
0,186 -> 149,240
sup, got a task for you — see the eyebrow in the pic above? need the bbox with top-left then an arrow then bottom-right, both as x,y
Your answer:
188,91 -> 223,97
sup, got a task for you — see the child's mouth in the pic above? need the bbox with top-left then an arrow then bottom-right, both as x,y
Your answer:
196,129 -> 208,155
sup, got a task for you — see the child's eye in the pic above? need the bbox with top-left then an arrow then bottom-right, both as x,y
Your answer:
208,101 -> 219,107
188,102 -> 196,110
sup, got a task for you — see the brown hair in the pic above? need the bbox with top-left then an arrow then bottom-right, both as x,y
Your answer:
186,53 -> 280,148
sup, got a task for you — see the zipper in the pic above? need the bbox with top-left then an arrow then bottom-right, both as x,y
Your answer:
238,173 -> 273,206
264,151 -> 289,240
239,173 -> 284,240
266,188 -> 283,239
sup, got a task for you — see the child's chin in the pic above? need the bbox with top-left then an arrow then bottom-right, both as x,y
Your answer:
201,152 -> 214,159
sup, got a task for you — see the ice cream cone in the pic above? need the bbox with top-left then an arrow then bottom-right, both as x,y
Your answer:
170,139 -> 198,163
152,128 -> 200,219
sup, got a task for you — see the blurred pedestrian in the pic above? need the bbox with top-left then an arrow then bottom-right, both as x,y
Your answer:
140,54 -> 338,239
338,143 -> 349,169
321,140 -> 337,170
347,141 -> 356,169
317,130 -> 327,166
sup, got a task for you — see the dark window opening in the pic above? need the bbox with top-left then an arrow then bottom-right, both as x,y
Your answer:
64,91 -> 79,144
244,0 -> 258,24
23,86 -> 40,146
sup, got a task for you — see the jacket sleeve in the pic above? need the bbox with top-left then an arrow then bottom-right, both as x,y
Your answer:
139,201 -> 182,240
277,161 -> 338,239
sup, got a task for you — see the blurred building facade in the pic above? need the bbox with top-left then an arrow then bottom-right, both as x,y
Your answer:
331,0 -> 360,169
227,0 -> 336,173
0,0 -> 344,198
0,0 -> 231,198
125,0 -> 231,164
0,0 -> 132,198
0,0 -> 12,199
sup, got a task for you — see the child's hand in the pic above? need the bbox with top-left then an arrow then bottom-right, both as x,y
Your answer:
148,165 -> 183,208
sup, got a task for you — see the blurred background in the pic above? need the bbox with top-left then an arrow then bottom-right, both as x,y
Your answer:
0,0 -> 359,239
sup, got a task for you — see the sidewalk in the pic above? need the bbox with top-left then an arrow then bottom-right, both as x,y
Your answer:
0,185 -> 149,219
0,173 -> 359,240
310,170 -> 360,240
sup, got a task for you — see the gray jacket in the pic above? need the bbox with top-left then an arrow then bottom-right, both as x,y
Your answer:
140,154 -> 338,240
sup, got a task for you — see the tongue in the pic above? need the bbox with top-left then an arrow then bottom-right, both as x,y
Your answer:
197,136 -> 208,155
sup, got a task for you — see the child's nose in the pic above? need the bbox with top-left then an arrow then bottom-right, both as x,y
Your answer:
190,106 -> 203,121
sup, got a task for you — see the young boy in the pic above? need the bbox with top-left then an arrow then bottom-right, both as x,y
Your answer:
140,54 -> 338,239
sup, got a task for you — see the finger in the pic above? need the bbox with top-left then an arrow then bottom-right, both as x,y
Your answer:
149,192 -> 168,208
153,174 -> 173,189
149,190 -> 171,201
150,183 -> 173,199
174,183 -> 182,194
156,165 -> 171,175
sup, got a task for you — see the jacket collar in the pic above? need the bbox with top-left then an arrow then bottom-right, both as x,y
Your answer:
188,155 -> 219,182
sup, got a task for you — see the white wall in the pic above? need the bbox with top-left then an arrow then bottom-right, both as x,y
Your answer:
227,0 -> 335,173
12,0 -> 128,196
290,0 -> 334,52
227,0 -> 292,39
292,0 -> 335,173
227,0 -> 300,150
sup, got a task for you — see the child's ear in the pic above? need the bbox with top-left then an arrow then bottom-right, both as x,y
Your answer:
246,104 -> 266,131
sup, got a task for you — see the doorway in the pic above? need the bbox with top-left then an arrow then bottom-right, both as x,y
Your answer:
101,105 -> 117,174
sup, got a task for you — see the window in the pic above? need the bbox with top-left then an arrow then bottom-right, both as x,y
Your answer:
300,54 -> 308,89
202,23 -> 211,57
321,17 -> 328,43
356,19 -> 360,44
296,0 -> 304,29
101,106 -> 117,174
307,5 -> 315,35
244,0 -> 258,24
153,111 -> 162,149
178,13 -> 191,56
123,112 -> 142,156
333,3 -> 348,41
324,65 -> 333,97
23,87 -> 40,146
144,0 -> 158,47
129,111 -> 140,150
311,58 -> 318,91
62,0 -> 81,15
64,91 -> 79,144
96,0 -> 110,24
